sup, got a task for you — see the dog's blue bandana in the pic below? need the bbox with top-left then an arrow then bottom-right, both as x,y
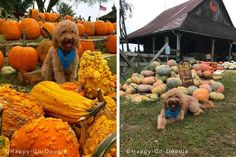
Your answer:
57,48 -> 76,70
165,107 -> 180,118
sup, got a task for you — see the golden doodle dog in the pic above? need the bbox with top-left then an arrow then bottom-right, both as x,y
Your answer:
41,20 -> 79,83
157,88 -> 214,130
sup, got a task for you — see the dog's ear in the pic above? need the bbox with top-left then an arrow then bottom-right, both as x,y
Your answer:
53,35 -> 58,48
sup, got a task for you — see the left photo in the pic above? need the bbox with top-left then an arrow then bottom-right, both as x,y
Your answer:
0,0 -> 117,156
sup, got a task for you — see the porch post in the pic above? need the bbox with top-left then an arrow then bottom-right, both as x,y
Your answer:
176,34 -> 181,61
137,41 -> 140,52
228,40 -> 233,61
211,39 -> 215,61
152,36 -> 155,54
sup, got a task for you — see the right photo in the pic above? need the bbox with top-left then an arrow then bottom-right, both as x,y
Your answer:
120,0 -> 236,156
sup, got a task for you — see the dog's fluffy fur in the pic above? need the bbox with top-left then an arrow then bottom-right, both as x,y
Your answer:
157,88 -> 214,130
41,20 -> 79,83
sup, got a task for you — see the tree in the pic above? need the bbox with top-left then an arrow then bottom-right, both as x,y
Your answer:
56,2 -> 76,17
0,0 -> 34,16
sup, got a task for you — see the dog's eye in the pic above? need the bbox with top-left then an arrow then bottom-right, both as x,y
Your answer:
61,30 -> 66,34
71,30 -> 74,33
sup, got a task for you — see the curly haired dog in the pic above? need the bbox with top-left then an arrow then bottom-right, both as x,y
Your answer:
157,88 -> 214,130
41,20 -> 79,83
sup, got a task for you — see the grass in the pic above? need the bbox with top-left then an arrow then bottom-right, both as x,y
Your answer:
120,71 -> 236,157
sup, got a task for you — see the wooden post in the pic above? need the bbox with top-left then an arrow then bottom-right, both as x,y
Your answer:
137,41 -> 140,52
152,36 -> 155,54
165,36 -> 169,61
228,41 -> 233,61
176,34 -> 181,60
211,39 -> 215,61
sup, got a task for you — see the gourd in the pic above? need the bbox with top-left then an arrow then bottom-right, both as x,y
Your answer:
131,94 -> 144,104
203,71 -> 212,78
199,84 -> 212,92
131,73 -> 144,84
209,92 -> 224,100
2,20 -> 21,40
8,46 -> 38,72
137,84 -> 153,93
187,86 -> 198,95
151,84 -> 167,95
153,80 -> 163,87
150,61 -> 160,70
30,81 -> 100,123
0,50 -> 3,70
10,117 -> 80,157
78,51 -> 115,98
192,88 -> 209,101
140,70 -> 155,77
142,76 -> 156,85
106,35 -> 116,54
167,59 -> 177,66
166,78 -> 182,89
0,136 -> 10,157
211,81 -> 224,93
0,85 -> 44,138
20,18 -> 41,39
155,65 -> 171,76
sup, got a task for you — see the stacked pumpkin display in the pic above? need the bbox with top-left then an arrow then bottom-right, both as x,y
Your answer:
120,59 -> 225,104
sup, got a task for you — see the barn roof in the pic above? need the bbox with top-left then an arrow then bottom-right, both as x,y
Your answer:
128,0 -> 236,41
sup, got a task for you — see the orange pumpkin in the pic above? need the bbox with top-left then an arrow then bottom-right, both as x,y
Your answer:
39,13 -> 46,20
36,39 -> 53,64
95,20 -> 108,36
44,12 -> 59,22
77,23 -> 85,36
79,38 -> 95,54
83,21 -> 95,36
29,9 -> 39,20
41,22 -> 55,38
106,35 -> 116,54
112,22 -> 116,32
8,46 -> 38,72
20,18 -> 41,39
0,50 -> 4,69
0,18 -> 5,34
10,117 -> 80,157
193,88 -> 209,101
2,20 -> 21,40
106,21 -> 114,35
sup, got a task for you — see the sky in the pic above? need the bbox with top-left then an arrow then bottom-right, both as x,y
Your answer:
125,0 -> 236,34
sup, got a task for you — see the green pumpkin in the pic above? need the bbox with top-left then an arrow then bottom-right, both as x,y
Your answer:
187,86 -> 198,95
155,65 -> 171,76
209,92 -> 225,100
150,61 -> 160,70
166,78 -> 182,89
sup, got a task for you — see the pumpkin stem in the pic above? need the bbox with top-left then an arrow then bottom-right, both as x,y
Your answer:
88,16 -> 91,21
41,26 -> 52,40
78,117 -> 87,155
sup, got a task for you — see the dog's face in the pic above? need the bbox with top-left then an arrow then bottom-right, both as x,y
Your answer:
164,89 -> 183,111
53,20 -> 79,53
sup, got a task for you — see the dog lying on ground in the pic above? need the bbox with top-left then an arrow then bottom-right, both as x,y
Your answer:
41,20 -> 79,83
157,88 -> 214,130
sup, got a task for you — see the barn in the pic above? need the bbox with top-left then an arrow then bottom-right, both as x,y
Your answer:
127,0 -> 236,61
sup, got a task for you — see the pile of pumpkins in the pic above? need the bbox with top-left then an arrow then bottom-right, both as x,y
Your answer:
120,59 -> 225,104
222,61 -> 236,70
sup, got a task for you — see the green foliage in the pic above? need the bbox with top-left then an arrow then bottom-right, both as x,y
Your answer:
56,2 -> 76,17
72,0 -> 110,6
0,0 -> 34,15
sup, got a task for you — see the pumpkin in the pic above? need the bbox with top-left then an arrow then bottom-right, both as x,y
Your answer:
64,15 -> 74,21
177,86 -> 189,95
166,78 -> 182,89
155,74 -> 168,83
0,50 -> 3,70
155,65 -> 171,76
78,51 -> 115,98
79,38 -> 95,55
0,18 -> 5,34
146,93 -> 159,102
153,80 -> 163,87
203,71 -> 212,78
106,35 -> 116,54
120,90 -> 125,96
36,39 -> 53,64
8,46 -> 38,72
200,63 -> 209,72
211,81 -> 224,93
20,18 -> 41,39
39,12 -> 45,20
199,84 -> 212,92
95,20 -> 108,36
209,92 -> 224,100
192,88 -> 209,101
151,84 -> 167,95
197,70 -> 203,77
112,22 -> 116,32
0,86 -> 44,138
131,94 -> 144,104
140,70 -> 155,77
106,21 -> 114,35
83,21 -> 95,36
189,58 -> 197,65
2,20 -> 21,40
171,71 -> 178,77
44,12 -> 60,22
192,64 -> 201,71
167,59 -> 177,66
131,73 -> 144,84
150,61 -> 160,70
77,23 -> 85,36
142,76 -> 156,85
171,66 -> 178,73
187,86 -> 198,95
29,9 -> 39,20
212,75 -> 222,80
10,117 -> 79,157
0,136 -> 10,157
193,79 -> 201,87
137,84 -> 153,93
41,22 -> 55,38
